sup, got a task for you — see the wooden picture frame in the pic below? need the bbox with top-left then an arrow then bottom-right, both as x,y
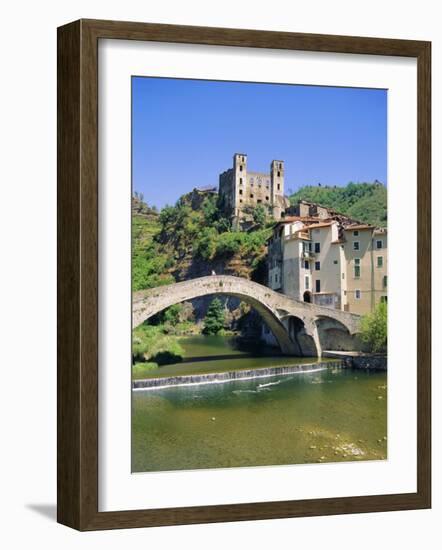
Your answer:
57,18 -> 431,530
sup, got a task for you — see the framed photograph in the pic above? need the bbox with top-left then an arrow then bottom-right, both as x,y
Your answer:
57,19 -> 431,530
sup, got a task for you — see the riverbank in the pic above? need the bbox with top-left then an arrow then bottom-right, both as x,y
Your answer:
323,350 -> 387,370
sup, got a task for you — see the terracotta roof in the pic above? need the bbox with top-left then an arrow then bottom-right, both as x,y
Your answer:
344,224 -> 374,230
305,221 -> 335,229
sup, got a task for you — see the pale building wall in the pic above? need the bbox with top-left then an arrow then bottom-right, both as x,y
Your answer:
372,230 -> 388,306
344,228 -> 376,315
310,223 -> 342,309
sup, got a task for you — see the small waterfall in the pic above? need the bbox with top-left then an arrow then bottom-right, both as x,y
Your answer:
133,360 -> 344,391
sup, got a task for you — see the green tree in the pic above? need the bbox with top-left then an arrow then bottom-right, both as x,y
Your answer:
359,301 -> 387,352
252,205 -> 267,228
203,298 -> 225,335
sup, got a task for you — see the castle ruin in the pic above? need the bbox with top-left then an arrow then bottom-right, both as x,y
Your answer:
218,153 -> 289,227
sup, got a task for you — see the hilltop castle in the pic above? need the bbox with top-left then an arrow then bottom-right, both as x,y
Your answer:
218,153 -> 290,227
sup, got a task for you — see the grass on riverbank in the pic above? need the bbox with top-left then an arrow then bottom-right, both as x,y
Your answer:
132,324 -> 185,369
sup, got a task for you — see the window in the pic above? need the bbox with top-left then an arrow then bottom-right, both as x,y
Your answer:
353,230 -> 359,237
239,165 -> 243,171
377,256 -> 383,268
376,240 -> 383,249
239,199 -> 243,203
315,280 -> 321,293
381,295 -> 388,303
314,242 -> 320,253
277,171 -> 280,177
383,275 -> 388,288
353,241 -> 360,251
277,184 -> 280,190
342,272 -> 345,279
304,260 -> 309,269
265,196 -> 269,201
355,290 -> 361,299
239,178 -> 243,184
305,276 -> 309,290
333,260 -> 338,264
250,194 -> 254,199
308,242 -> 313,252
315,261 -> 321,271
239,189 -> 243,195
354,258 -> 361,278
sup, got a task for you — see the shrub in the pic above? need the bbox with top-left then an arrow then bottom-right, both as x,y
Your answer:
359,301 -> 387,352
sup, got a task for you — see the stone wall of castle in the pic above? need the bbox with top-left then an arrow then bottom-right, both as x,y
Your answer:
218,153 -> 288,226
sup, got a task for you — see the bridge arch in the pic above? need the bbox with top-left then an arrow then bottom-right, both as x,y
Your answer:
133,276 -> 361,357
133,280 -> 298,354
314,315 -> 360,352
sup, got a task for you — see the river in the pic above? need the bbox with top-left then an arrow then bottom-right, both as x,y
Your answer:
132,335 -> 387,472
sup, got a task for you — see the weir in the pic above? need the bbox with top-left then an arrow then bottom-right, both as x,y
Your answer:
133,360 -> 343,390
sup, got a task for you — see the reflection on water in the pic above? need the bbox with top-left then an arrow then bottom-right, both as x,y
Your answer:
132,350 -> 387,472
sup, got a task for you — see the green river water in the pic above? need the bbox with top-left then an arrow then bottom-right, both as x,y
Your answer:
132,335 -> 387,472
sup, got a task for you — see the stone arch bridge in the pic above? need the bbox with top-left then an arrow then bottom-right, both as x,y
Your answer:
133,275 -> 362,357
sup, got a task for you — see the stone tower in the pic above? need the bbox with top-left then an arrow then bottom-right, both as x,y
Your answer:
271,160 -> 285,219
218,153 -> 287,228
233,153 -> 247,223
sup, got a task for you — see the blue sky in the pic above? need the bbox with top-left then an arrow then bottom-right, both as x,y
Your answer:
132,77 -> 387,209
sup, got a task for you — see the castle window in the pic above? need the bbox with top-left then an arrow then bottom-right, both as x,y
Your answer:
250,194 -> 254,199
277,184 -> 280,190
239,178 -> 243,185
239,189 -> 243,195
240,165 -> 243,171
266,196 -> 269,201
239,199 -> 243,203
277,171 -> 280,177
257,199 -> 262,204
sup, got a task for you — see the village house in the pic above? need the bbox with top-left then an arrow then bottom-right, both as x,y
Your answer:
267,202 -> 387,315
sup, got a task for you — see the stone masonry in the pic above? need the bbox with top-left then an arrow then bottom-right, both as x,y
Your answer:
133,275 -> 362,357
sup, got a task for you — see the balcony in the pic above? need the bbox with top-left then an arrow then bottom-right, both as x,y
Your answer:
301,250 -> 316,260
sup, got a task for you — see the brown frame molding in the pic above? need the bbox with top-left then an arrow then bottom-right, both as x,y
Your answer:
57,19 -> 431,531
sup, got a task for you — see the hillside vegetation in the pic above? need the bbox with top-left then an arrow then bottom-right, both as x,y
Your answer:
132,192 -> 271,291
289,182 -> 387,227
133,182 -> 387,293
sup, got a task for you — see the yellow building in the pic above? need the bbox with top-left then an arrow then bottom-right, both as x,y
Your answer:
267,214 -> 387,315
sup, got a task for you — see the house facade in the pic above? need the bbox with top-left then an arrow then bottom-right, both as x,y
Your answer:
267,205 -> 387,315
